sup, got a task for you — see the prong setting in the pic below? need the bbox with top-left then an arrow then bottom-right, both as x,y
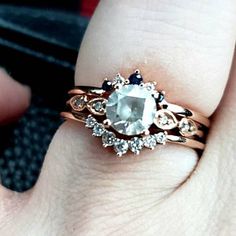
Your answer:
144,129 -> 150,136
103,119 -> 111,127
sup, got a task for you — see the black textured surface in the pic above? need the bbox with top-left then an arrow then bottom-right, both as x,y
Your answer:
0,1 -> 80,12
0,96 -> 62,192
0,5 -> 89,192
0,5 -> 88,70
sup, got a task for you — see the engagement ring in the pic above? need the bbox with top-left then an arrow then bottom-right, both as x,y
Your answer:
61,70 -> 209,156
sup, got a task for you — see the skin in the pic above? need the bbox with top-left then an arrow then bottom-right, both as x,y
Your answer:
0,0 -> 236,235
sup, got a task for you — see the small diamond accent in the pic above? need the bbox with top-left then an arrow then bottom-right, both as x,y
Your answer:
180,123 -> 190,132
155,132 -> 167,144
129,137 -> 144,154
113,74 -> 125,85
76,96 -> 86,106
143,135 -> 157,149
102,131 -> 116,147
159,114 -> 169,125
92,123 -> 105,136
144,82 -> 156,91
154,110 -> 178,130
71,95 -> 87,111
85,116 -> 97,128
93,101 -> 105,112
114,139 -> 129,156
179,118 -> 197,137
87,98 -> 107,115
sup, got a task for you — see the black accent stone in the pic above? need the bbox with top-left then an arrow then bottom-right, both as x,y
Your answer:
185,109 -> 193,117
102,80 -> 113,91
156,92 -> 165,103
128,73 -> 143,85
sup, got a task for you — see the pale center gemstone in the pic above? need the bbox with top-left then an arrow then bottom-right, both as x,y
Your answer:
106,85 -> 157,135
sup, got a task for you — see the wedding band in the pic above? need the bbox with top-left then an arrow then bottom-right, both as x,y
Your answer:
61,69 -> 209,156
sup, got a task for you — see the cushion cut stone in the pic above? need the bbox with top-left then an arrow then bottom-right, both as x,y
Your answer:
106,85 -> 157,135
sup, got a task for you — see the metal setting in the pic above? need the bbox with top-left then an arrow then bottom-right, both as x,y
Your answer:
154,109 -> 178,130
61,69 -> 210,156
87,97 -> 107,116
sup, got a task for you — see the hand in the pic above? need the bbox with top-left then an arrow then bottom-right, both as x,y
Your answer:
0,69 -> 30,124
0,1 -> 235,235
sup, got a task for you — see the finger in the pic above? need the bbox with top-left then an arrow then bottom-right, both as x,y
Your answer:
0,70 -> 31,205
0,69 -> 31,124
197,53 -> 236,172
33,1 -> 236,233
162,52 -> 236,235
72,0 -> 235,185
192,52 -> 236,218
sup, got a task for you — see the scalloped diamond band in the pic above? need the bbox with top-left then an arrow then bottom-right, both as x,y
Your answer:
61,70 -> 210,156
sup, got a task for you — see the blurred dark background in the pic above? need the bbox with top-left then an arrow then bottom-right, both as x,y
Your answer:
0,0 -> 99,192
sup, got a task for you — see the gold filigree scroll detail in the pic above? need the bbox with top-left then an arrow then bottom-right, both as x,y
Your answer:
154,109 -> 178,130
69,96 -> 107,116
69,95 -> 88,112
87,98 -> 107,116
178,118 -> 198,137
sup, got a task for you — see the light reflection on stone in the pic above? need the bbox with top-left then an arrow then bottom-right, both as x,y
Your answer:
106,85 -> 156,135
